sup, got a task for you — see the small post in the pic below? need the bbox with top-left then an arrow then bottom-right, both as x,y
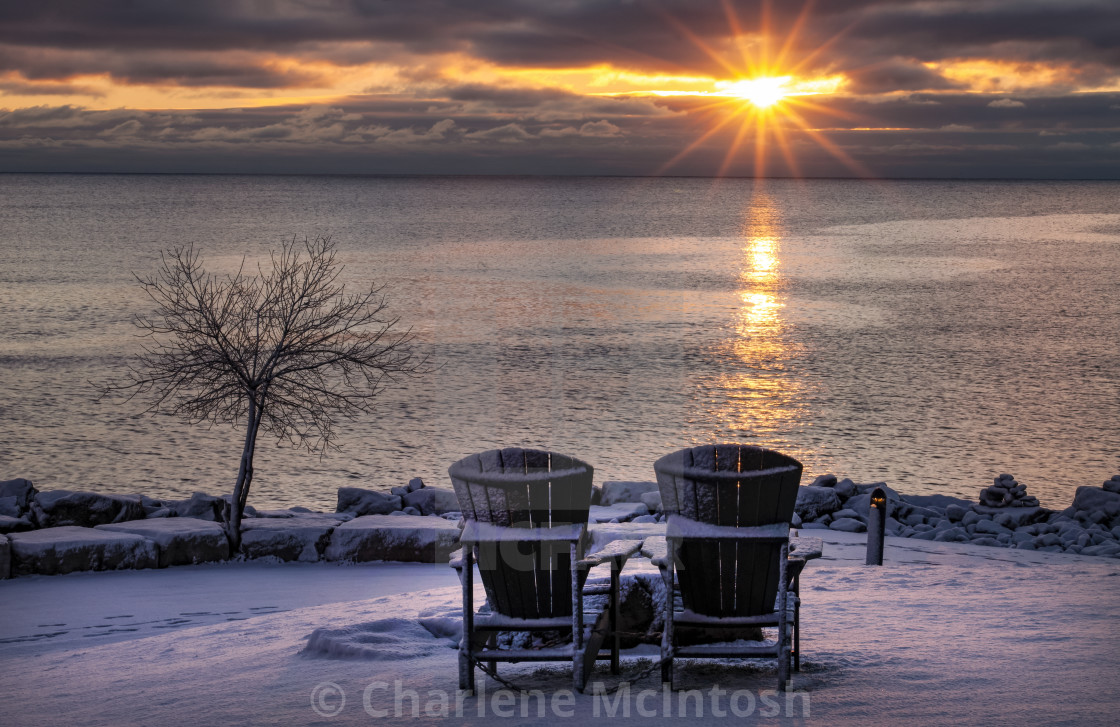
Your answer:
866,487 -> 887,565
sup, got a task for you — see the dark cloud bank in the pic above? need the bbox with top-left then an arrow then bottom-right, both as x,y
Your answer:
0,1 -> 1117,177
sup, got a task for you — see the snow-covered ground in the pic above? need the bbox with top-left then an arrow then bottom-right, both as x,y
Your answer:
2,533 -> 1118,726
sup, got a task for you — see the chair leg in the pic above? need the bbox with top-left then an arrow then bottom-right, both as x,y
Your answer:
610,567 -> 621,674
459,650 -> 474,693
794,597 -> 801,672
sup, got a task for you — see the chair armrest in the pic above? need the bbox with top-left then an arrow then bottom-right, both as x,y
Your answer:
789,536 -> 823,561
640,535 -> 670,569
449,548 -> 465,570
578,539 -> 642,570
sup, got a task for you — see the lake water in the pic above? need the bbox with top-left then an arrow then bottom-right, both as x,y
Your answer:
1,174 -> 1117,510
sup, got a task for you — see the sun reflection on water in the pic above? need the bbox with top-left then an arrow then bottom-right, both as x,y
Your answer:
695,190 -> 810,446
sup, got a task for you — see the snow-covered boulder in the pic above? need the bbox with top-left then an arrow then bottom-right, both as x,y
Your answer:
240,515 -> 345,562
324,514 -> 460,563
945,504 -> 969,522
97,519 -> 229,567
976,505 -> 1046,528
0,515 -> 35,534
588,521 -> 665,552
0,496 -> 22,518
8,526 -> 158,576
855,482 -> 900,500
829,517 -> 866,533
304,617 -> 457,660
31,490 -> 146,528
589,502 -> 650,523
335,487 -> 402,516
809,474 -> 838,488
0,534 -> 9,579
795,486 -> 841,521
600,481 -> 658,506
1069,486 -> 1120,525
401,487 -> 460,516
640,491 -> 663,513
0,478 -> 37,511
168,492 -> 228,521
901,493 -> 972,511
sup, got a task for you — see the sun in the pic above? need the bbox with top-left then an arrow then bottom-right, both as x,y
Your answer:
720,76 -> 791,109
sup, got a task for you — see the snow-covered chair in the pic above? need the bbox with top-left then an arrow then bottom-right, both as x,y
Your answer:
448,448 -> 639,693
652,444 -> 805,691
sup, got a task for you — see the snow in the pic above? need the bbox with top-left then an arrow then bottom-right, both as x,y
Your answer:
2,532 -> 1118,725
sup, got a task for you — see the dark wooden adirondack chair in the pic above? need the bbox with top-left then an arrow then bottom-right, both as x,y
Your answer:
448,448 -> 637,693
653,444 -> 805,690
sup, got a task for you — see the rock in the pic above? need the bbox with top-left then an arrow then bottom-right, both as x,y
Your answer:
0,515 -> 35,534
324,514 -> 460,563
440,511 -> 462,521
800,522 -> 829,530
910,530 -> 938,540
589,502 -> 650,523
0,478 -> 37,510
401,506 -> 422,516
31,490 -> 146,528
0,534 -> 9,579
833,478 -> 858,500
401,487 -> 460,516
946,504 -> 968,522
640,491 -> 663,513
900,493 -> 972,511
407,477 -> 425,492
884,516 -> 903,535
240,515 -> 343,562
1070,486 -> 1120,525
97,519 -> 229,567
912,523 -> 935,533
832,508 -> 863,521
1103,476 -> 1120,495
973,520 -> 1012,537
600,481 -> 659,507
901,505 -> 942,526
961,511 -> 982,527
174,492 -> 229,522
390,486 -> 410,497
809,474 -> 838,488
934,527 -> 970,543
791,512 -> 803,528
829,517 -> 866,533
974,505 -> 1046,528
0,496 -> 22,518
794,486 -> 842,521
335,487 -> 403,516
8,526 -> 158,576
590,485 -> 602,506
970,537 -> 1003,548
631,515 -> 659,523
855,482 -> 900,500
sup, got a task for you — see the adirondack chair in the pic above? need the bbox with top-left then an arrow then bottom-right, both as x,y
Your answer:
653,444 -> 805,690
448,448 -> 639,693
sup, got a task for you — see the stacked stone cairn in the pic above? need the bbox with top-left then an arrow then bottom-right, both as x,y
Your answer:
979,474 -> 1040,508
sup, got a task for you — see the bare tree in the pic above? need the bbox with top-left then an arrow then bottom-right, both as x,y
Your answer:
106,235 -> 425,549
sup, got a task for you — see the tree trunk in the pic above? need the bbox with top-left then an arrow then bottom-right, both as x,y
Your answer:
228,396 -> 263,551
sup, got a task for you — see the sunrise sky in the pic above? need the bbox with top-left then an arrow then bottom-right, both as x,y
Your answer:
1,0 -> 1117,177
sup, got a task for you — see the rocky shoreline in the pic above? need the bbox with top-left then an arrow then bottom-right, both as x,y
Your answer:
2,471 -> 1119,579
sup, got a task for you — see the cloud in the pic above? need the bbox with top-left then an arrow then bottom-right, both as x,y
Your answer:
989,98 -> 1027,108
